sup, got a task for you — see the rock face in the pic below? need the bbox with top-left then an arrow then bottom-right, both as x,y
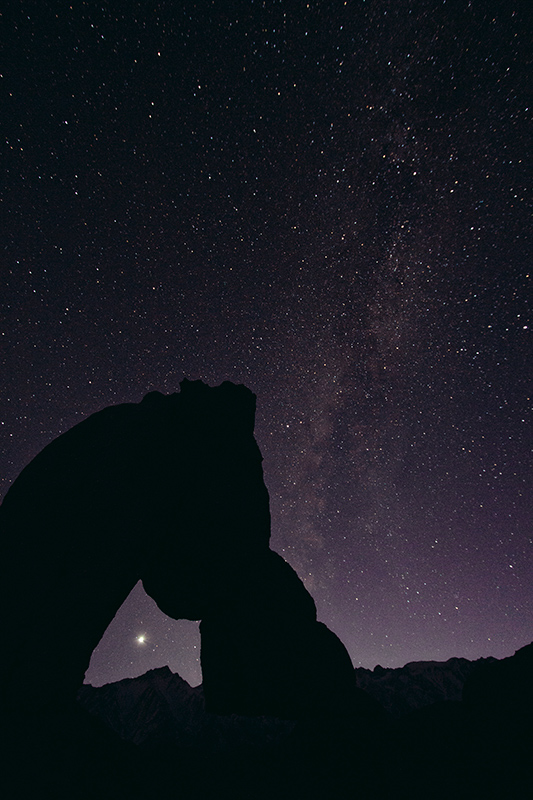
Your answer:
0,379 -> 361,719
74,645 -> 533,799
354,655 -> 496,718
462,640 -> 533,719
78,666 -> 296,750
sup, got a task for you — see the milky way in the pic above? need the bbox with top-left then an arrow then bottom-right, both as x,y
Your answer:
2,1 -> 531,687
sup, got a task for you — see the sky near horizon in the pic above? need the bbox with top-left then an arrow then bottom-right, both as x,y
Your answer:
2,0 -> 531,687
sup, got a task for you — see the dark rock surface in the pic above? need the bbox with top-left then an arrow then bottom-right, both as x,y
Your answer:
200,548 -> 379,719
73,644 -> 532,799
2,380 -> 529,796
0,380 -> 266,712
76,666 -> 391,800
459,642 -> 533,798
0,379 -> 362,721
78,666 -> 296,750
354,654 -> 496,718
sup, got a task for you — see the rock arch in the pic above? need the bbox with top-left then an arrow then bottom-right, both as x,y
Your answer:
1,380 -> 361,718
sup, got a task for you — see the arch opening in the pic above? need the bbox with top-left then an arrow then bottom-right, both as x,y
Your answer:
84,581 -> 202,688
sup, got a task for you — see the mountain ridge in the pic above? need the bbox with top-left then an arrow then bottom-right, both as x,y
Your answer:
78,648 -> 510,746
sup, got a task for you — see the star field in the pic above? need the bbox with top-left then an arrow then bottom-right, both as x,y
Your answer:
2,0 -> 531,687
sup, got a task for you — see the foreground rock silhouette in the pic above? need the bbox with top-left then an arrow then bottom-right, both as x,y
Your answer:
0,379 -> 371,720
1,380 -> 530,797
75,642 -> 533,799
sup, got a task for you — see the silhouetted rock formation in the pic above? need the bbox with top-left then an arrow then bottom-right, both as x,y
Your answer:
78,666 -> 296,750
74,645 -> 533,799
459,642 -> 533,797
200,548 -> 380,719
355,655 -> 496,718
77,666 -> 388,800
462,640 -> 533,720
0,379 -> 365,722
5,381 -> 530,797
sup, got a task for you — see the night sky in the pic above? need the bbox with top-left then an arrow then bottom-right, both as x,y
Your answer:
2,0 -> 531,688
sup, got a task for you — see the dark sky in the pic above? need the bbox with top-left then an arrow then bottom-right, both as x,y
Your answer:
2,0 -> 531,687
